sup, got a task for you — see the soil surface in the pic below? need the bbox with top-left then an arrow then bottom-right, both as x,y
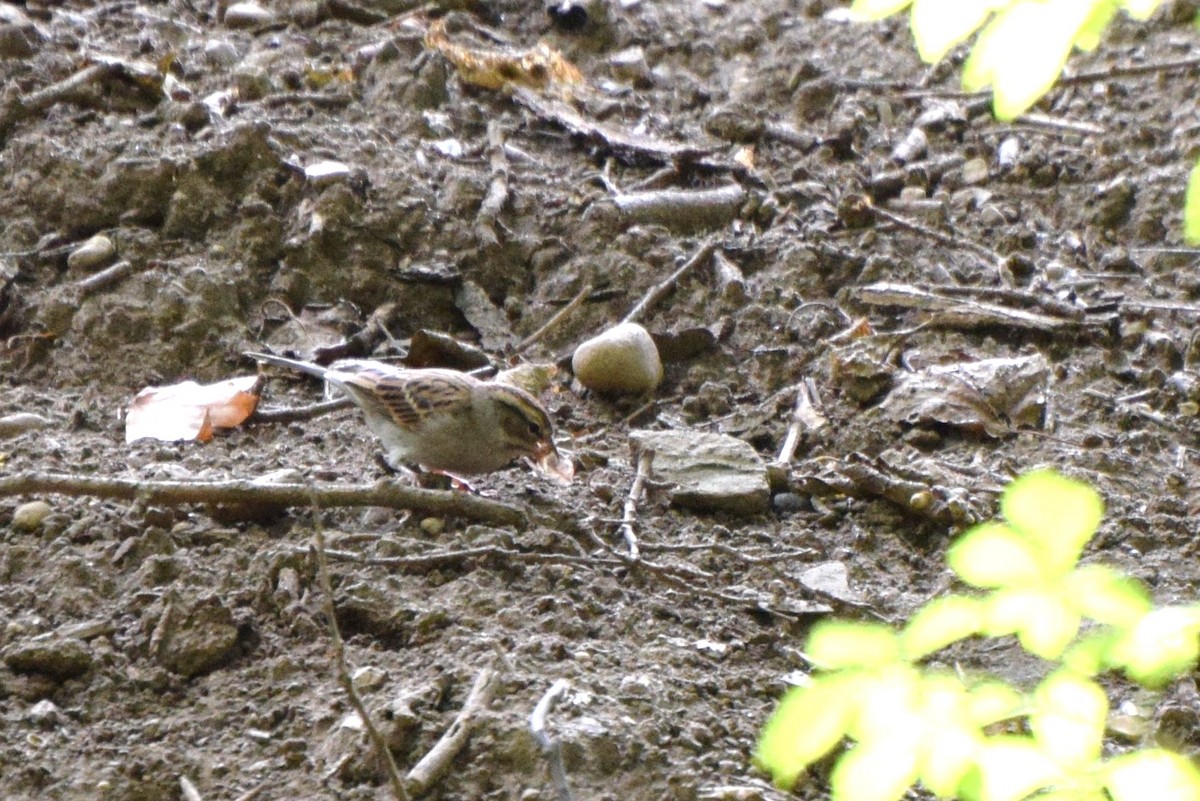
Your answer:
4,1 -> 1200,800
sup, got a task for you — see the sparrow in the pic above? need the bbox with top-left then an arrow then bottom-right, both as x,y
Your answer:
245,351 -> 571,482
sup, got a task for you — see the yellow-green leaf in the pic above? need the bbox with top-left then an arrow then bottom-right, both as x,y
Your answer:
849,0 -> 914,20
901,595 -> 986,659
1066,564 -> 1151,627
849,664 -> 922,742
1108,607 -> 1200,687
919,723 -> 980,798
1075,2 -> 1119,50
1000,470 -> 1102,576
1061,630 -> 1120,676
1029,670 -> 1107,768
756,676 -> 859,787
807,621 -> 900,670
910,0 -> 997,62
1185,161 -> 1200,245
832,739 -> 920,801
985,586 -> 1079,659
964,680 -> 1026,728
964,1 -> 1097,120
949,522 -> 1043,587
1105,749 -> 1200,801
1120,0 -> 1164,20
964,736 -> 1065,801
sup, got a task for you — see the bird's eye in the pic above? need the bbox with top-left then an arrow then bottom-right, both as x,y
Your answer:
528,421 -> 542,437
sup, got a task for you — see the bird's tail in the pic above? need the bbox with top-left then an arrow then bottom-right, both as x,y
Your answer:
244,351 -> 330,380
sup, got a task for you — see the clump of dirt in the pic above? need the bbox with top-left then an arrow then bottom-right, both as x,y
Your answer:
3,1 -> 1200,799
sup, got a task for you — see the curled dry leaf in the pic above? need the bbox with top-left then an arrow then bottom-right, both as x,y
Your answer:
125,375 -> 261,444
424,17 -> 582,96
536,448 -> 575,486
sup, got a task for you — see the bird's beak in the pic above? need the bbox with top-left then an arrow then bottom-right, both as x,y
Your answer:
534,440 -> 574,485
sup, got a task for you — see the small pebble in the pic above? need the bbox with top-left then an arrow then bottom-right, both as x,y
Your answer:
224,2 -> 275,27
204,39 -> 240,66
771,493 -> 808,514
0,412 -> 51,439
572,322 -> 663,395
961,157 -> 990,185
66,234 -> 116,272
12,500 -> 52,532
28,699 -> 61,727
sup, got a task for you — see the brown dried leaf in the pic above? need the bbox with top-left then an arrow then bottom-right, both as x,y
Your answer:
424,18 -> 582,95
126,375 -> 261,444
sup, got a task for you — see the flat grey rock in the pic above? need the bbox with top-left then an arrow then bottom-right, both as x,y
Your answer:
630,429 -> 769,515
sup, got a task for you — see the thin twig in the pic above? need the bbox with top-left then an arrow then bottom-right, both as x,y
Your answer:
0,473 -> 528,528
870,202 -> 1000,267
232,783 -> 268,801
77,260 -> 138,298
250,396 -> 354,423
405,665 -> 499,796
1058,55 -> 1200,86
623,239 -> 719,324
475,119 -> 510,246
518,283 -> 592,353
776,378 -> 826,465
618,450 -> 654,560
180,776 -> 203,801
611,184 -> 745,230
529,679 -> 573,801
313,524 -> 411,801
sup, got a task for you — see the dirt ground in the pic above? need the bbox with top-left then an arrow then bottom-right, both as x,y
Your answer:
4,1 -> 1200,799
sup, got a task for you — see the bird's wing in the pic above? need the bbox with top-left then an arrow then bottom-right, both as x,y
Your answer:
333,367 -> 476,431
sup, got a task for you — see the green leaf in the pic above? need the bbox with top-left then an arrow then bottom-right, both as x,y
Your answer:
919,723 -> 981,798
849,0 -> 914,20
910,0 -> 998,62
1108,607 -> 1200,687
949,522 -> 1043,588
848,664 -> 922,742
1029,671 -> 1107,768
964,680 -> 1025,728
832,740 -> 920,801
1000,470 -> 1102,576
901,595 -> 986,659
1105,749 -> 1200,801
807,621 -> 900,670
985,586 -> 1080,659
962,736 -> 1065,801
1061,630 -> 1120,676
1120,0 -> 1164,20
1066,565 -> 1152,628
915,674 -> 985,797
1185,161 -> 1200,245
756,675 -> 860,787
964,1 -> 1098,121
1075,2 -> 1119,50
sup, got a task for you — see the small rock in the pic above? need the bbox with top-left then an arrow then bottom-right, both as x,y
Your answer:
352,665 -> 386,691
152,596 -> 240,678
66,234 -> 116,272
28,699 -> 61,727
11,500 -> 52,532
224,1 -> 275,28
961,157 -> 990,185
629,429 -> 769,514
771,492 -> 808,514
609,46 -> 650,84
204,39 -> 240,66
0,411 -> 51,438
4,636 -> 92,681
572,322 -> 663,395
